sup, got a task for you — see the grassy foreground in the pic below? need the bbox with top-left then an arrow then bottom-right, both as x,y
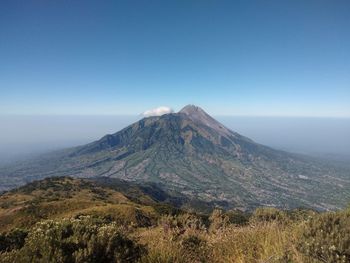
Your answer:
0,177 -> 349,262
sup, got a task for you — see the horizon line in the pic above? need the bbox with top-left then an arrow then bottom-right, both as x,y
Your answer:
1,113 -> 350,119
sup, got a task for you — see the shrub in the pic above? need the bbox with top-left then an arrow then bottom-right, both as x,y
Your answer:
180,234 -> 209,262
160,213 -> 206,237
0,229 -> 28,252
0,216 -> 145,263
226,209 -> 250,226
297,210 -> 350,263
141,215 -> 208,263
287,208 -> 317,222
152,203 -> 182,216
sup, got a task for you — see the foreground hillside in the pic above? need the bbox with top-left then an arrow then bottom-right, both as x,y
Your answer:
0,177 -> 189,232
0,177 -> 349,263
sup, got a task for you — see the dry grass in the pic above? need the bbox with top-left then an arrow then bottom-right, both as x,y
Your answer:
209,222 -> 295,263
136,220 -> 310,263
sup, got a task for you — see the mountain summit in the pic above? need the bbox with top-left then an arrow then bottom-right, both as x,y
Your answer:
1,105 -> 349,210
179,104 -> 210,119
179,105 -> 232,136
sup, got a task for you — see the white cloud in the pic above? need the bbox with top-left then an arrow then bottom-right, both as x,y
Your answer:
142,106 -> 174,117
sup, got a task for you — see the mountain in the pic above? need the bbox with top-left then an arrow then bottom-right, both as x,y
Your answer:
0,105 -> 349,210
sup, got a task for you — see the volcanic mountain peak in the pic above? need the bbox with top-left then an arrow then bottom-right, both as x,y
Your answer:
179,104 -> 231,136
179,104 -> 206,115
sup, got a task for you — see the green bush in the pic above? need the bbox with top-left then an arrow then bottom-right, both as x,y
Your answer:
153,203 -> 182,216
226,209 -> 250,226
0,229 -> 28,252
297,211 -> 350,263
180,234 -> 208,262
0,216 -> 145,263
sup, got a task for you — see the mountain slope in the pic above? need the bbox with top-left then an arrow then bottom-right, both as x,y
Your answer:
1,105 -> 349,210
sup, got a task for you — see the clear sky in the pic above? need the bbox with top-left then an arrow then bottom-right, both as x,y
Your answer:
1,0 -> 349,116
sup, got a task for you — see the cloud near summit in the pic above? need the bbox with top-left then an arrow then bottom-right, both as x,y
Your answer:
142,106 -> 174,117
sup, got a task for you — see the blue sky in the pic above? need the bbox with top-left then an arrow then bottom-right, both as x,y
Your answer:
1,0 -> 349,116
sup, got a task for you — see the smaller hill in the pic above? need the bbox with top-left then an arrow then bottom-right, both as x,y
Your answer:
0,177 -> 163,232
